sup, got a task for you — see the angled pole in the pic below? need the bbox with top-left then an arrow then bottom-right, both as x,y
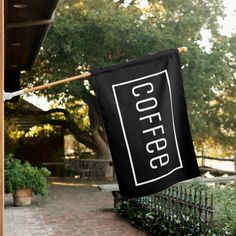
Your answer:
24,71 -> 91,94
4,47 -> 188,100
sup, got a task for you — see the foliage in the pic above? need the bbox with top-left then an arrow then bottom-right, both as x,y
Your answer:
116,199 -> 217,235
115,183 -> 236,235
4,103 -> 64,155
5,154 -> 51,196
209,185 -> 236,235
19,0 -> 236,156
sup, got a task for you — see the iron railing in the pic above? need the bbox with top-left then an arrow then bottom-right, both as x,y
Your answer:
125,185 -> 214,234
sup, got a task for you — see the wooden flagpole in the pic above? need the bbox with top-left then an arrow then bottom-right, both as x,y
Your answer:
177,46 -> 188,54
21,47 -> 188,95
0,0 -> 4,234
24,71 -> 91,93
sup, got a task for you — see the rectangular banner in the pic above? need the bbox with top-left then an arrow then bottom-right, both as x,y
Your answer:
92,48 -> 200,198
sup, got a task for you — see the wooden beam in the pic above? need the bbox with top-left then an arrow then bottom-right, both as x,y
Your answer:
98,175 -> 236,192
0,0 -> 4,234
7,19 -> 53,29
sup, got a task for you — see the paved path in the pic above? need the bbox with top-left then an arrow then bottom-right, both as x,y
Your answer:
5,183 -> 146,236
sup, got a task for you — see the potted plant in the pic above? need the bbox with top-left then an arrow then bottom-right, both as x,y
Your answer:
5,154 -> 51,206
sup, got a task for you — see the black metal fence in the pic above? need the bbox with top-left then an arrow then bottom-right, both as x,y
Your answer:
114,176 -> 236,234
135,185 -> 214,225
117,184 -> 215,235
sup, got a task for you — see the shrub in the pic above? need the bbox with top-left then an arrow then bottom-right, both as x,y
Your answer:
115,182 -> 236,235
5,154 -> 51,196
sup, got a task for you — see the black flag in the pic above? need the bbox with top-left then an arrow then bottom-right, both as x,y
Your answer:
92,48 -> 200,198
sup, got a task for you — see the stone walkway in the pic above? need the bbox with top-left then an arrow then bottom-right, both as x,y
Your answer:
4,182 -> 146,236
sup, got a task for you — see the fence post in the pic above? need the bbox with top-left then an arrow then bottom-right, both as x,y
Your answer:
201,148 -> 205,166
234,152 -> 236,172
210,193 -> 214,225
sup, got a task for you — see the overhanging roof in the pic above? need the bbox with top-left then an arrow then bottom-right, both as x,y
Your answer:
5,0 -> 59,71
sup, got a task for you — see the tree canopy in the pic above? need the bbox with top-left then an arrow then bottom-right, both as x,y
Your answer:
19,0 -> 235,157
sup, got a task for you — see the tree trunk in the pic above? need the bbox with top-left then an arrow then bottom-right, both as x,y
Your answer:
92,126 -> 111,160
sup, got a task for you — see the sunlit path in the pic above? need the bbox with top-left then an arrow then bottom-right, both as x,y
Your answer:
5,183 -> 146,236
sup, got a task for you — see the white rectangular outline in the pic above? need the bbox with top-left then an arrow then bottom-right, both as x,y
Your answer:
112,70 -> 183,186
